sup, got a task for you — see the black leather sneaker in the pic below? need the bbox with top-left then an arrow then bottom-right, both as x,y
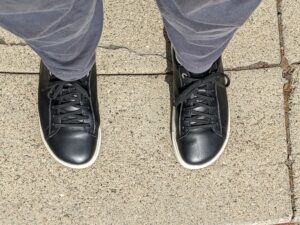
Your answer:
38,62 -> 101,169
171,50 -> 230,169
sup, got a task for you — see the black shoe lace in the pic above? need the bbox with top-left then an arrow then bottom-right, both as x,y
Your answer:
47,80 -> 91,128
174,72 -> 230,131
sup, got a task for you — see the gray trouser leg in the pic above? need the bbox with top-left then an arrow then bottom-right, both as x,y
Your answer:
0,0 -> 103,81
157,0 -> 262,73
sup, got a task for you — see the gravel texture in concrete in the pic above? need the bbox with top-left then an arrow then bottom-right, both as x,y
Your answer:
289,66 -> 300,221
282,0 -> 300,64
0,28 -> 23,45
223,0 -> 280,69
0,45 -> 39,73
0,69 -> 292,224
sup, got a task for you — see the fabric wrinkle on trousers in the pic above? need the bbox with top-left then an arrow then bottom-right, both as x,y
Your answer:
0,0 -> 261,80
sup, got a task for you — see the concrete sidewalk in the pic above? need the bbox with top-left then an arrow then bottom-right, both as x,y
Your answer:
0,0 -> 299,224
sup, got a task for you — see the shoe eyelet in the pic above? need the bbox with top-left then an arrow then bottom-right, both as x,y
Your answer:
182,73 -> 188,78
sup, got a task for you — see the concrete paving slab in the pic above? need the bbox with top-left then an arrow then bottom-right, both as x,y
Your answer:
289,66 -> 300,221
96,47 -> 166,74
282,0 -> 300,64
221,68 -> 287,167
0,69 -> 291,224
0,45 -> 39,73
223,0 -> 280,69
0,0 -> 280,74
101,0 -> 164,56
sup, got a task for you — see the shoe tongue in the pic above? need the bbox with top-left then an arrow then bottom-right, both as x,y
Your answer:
50,74 -> 60,82
181,68 -> 207,86
50,73 -> 88,87
190,71 -> 209,78
190,64 -> 218,79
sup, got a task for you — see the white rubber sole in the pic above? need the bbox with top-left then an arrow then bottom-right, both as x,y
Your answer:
39,120 -> 101,169
171,106 -> 230,170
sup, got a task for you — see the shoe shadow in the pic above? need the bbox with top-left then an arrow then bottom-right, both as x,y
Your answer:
163,28 -> 173,133
163,28 -> 173,75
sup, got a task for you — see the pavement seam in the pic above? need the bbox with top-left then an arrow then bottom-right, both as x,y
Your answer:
277,0 -> 297,221
0,66 -> 286,77
0,64 -> 283,76
225,63 -> 280,71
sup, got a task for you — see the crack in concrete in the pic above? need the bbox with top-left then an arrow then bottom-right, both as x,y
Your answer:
277,0 -> 297,221
292,62 -> 300,66
283,70 -> 296,221
99,44 -> 167,59
225,62 -> 280,71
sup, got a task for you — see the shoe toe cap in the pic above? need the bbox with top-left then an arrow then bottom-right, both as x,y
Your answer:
177,131 -> 226,167
46,129 -> 98,166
